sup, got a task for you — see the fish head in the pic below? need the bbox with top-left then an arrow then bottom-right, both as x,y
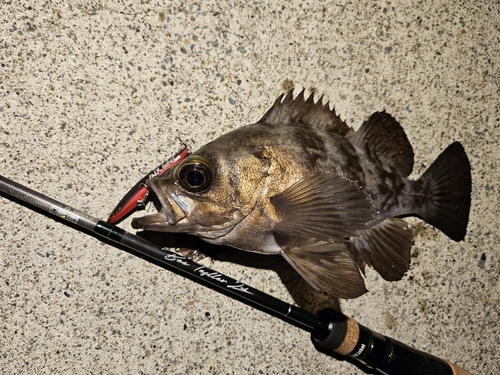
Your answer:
131,141 -> 271,240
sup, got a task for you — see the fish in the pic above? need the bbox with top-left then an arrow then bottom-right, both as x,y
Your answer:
131,90 -> 472,299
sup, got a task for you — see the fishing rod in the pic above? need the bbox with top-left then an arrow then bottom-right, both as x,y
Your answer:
0,174 -> 472,375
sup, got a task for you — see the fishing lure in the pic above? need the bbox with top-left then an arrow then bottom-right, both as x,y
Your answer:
108,146 -> 190,224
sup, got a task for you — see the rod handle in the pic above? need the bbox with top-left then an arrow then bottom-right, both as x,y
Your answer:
311,309 -> 473,375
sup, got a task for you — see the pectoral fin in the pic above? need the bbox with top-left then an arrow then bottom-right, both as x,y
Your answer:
271,174 -> 375,241
275,234 -> 367,299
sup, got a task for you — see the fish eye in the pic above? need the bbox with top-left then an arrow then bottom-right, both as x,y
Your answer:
175,155 -> 214,193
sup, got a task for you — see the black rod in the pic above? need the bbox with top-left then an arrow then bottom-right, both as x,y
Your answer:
0,174 -> 472,375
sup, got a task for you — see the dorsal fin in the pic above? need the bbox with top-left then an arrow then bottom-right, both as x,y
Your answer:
348,111 -> 414,177
258,89 -> 352,135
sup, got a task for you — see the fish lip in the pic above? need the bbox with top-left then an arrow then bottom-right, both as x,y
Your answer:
130,179 -> 187,230
147,179 -> 189,225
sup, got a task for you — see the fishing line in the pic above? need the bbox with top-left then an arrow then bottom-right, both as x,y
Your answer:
0,174 -> 471,375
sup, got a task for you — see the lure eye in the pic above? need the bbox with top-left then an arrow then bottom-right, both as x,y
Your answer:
176,155 -> 214,193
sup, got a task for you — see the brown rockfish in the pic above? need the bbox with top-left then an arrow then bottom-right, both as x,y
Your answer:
132,90 -> 471,299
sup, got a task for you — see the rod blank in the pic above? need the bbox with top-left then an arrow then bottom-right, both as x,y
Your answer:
0,174 -> 472,375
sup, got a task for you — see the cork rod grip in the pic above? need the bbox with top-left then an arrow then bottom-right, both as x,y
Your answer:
312,309 -> 473,375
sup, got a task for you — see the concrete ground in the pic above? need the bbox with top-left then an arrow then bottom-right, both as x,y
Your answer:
1,1 -> 498,374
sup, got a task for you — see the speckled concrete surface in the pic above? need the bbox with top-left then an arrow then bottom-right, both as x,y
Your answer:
1,1 -> 499,374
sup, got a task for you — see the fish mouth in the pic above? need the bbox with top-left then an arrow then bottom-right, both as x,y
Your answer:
131,179 -> 188,231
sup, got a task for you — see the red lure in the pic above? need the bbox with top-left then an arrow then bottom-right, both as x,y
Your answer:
108,147 -> 190,224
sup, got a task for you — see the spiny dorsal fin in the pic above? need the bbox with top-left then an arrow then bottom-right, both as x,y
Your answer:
347,112 -> 414,177
259,89 -> 352,135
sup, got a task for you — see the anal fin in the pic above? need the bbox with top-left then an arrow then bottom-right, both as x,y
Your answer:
350,218 -> 412,281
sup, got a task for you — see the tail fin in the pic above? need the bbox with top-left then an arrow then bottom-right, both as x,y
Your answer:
417,142 -> 471,241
